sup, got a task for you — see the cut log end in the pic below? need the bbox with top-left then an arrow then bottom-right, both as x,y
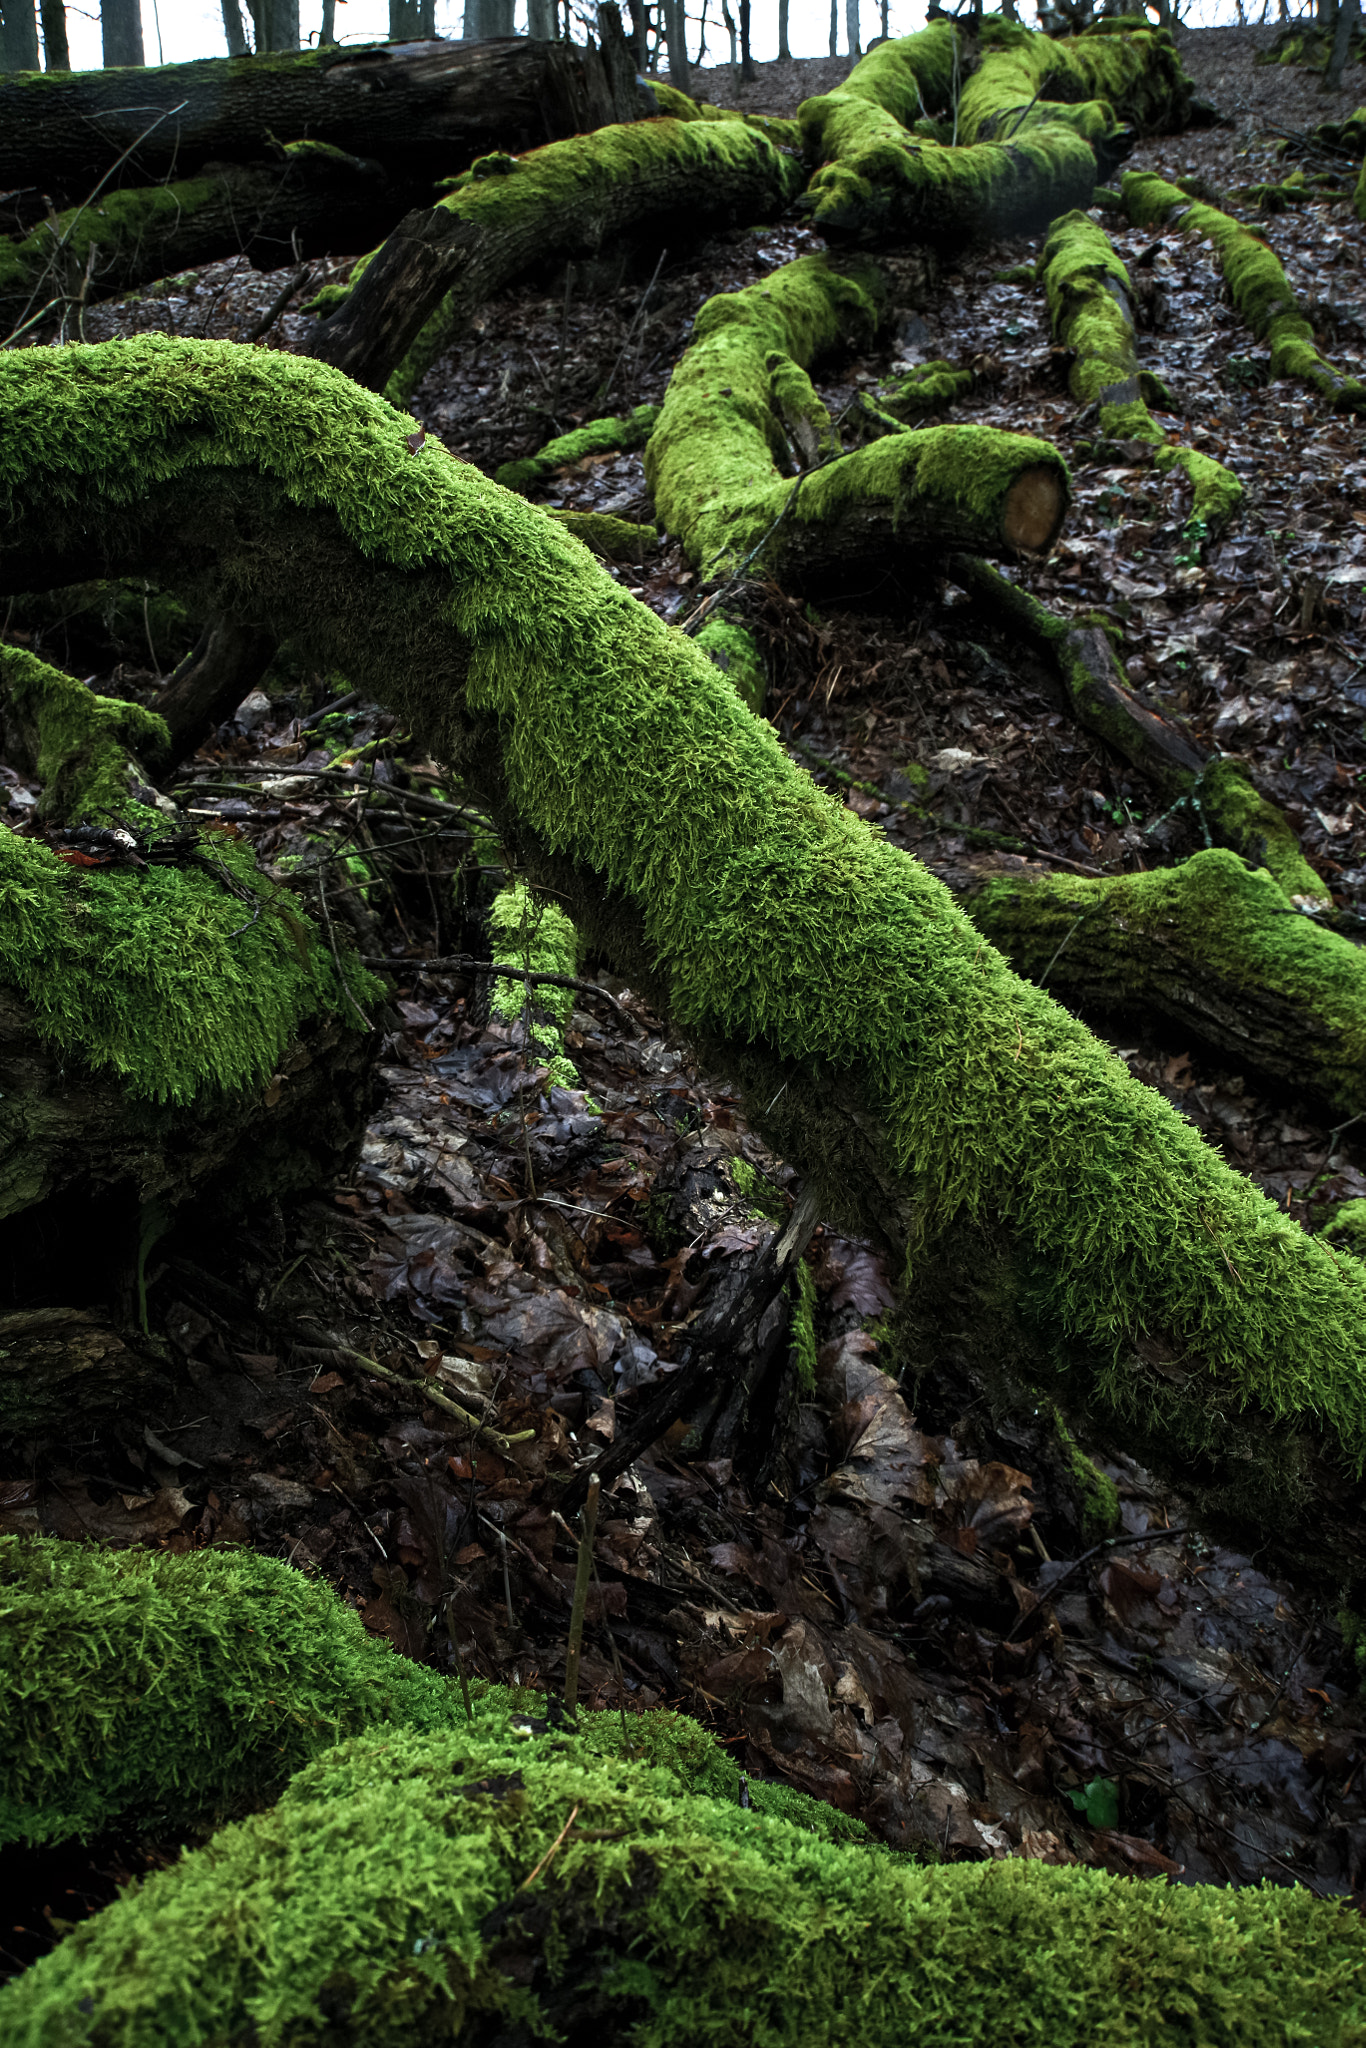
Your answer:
1002,466 -> 1068,555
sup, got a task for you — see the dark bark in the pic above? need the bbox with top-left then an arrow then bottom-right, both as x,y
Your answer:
247,0 -> 299,51
39,0 -> 67,69
739,0 -> 755,81
0,0 -> 38,71
222,0 -> 250,57
1326,0 -> 1360,90
391,0 -> 436,34
0,36 -> 647,200
99,0 -> 142,67
148,616 -> 279,771
308,122 -> 801,397
662,0 -> 690,94
0,150 -> 404,343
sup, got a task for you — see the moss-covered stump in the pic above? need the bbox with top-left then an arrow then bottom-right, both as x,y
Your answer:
495,404 -> 660,496
644,253 -> 1069,587
0,652 -> 376,1431
1122,169 -> 1366,413
4,1706 -> 1364,2044
0,37 -> 646,200
308,117 -> 804,404
10,338 -> 1366,1597
0,145 -> 398,343
959,846 -> 1366,1119
1039,209 -> 1242,542
0,1537 -> 462,1849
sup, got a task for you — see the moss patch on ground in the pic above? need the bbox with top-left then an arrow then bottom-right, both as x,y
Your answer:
0,644 -> 168,822
4,1704 -> 1363,2046
1123,169 -> 1366,412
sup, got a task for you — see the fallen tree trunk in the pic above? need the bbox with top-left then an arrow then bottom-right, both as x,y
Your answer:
956,19 -> 1195,146
307,116 -> 805,402
644,252 -> 1069,587
956,845 -> 1366,1120
6,337 -> 1366,1600
0,36 -> 646,200
1122,167 -> 1366,412
0,144 -> 400,345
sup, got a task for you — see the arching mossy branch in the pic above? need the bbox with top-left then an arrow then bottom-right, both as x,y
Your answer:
645,254 -> 1069,586
1038,209 -> 1243,543
308,117 -> 805,403
8,337 -> 1366,1596
959,846 -> 1366,1119
1122,169 -> 1366,413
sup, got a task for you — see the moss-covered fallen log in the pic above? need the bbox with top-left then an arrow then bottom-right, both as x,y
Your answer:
8,337 -> 1366,1597
0,145 -> 399,345
0,36 -> 646,200
1038,209 -> 1242,542
1122,169 -> 1366,413
3,1540 -> 1363,2047
645,253 -> 1069,586
495,403 -> 660,495
959,846 -> 1366,1118
307,116 -> 803,403
957,19 -> 1194,147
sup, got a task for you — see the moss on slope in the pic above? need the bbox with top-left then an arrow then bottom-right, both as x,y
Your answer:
4,1710 -> 1363,2046
1123,169 -> 1366,412
5,336 -> 1366,1560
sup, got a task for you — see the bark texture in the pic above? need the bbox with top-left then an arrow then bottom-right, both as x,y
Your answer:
5,338 -> 1366,1599
0,35 -> 647,198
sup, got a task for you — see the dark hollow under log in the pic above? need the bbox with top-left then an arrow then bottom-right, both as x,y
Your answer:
148,616 -> 279,772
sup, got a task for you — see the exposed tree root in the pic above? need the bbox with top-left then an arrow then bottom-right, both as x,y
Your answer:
7,339 -> 1366,1595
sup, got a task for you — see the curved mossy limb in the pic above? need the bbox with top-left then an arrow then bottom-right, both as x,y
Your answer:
547,508 -> 660,561
0,146 -> 397,343
309,117 -> 805,404
494,403 -> 660,494
0,644 -> 168,823
1122,170 -> 1366,413
644,253 -> 1069,583
960,846 -> 1366,1117
0,1536 -> 463,1850
877,359 -> 975,420
646,76 -> 801,147
487,877 -> 580,1089
695,613 -> 767,712
1199,755 -> 1331,906
5,1712 -> 1365,2045
957,20 -> 1194,148
12,340 -> 1366,1593
796,22 -> 961,154
766,350 -> 842,468
1038,209 -> 1242,542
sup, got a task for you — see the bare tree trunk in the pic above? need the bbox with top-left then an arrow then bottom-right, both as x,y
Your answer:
777,0 -> 789,58
829,0 -> 837,57
100,0 -> 142,66
1326,0 -> 1359,88
529,0 -> 557,34
663,0 -> 689,92
739,0 -> 754,79
627,0 -> 647,64
390,0 -> 436,34
0,0 -> 39,69
319,0 -> 335,43
721,0 -> 737,62
249,0 -> 300,49
39,0 -> 67,67
221,0 -> 250,55
844,0 -> 859,56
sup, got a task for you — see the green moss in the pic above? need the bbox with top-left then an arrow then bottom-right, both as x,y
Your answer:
547,507 -> 659,561
0,1536 -> 463,1850
1053,1407 -> 1120,1541
1123,170 -> 1366,413
1324,1199 -> 1366,1260
0,175 -> 218,331
494,404 -> 661,494
6,1712 -> 1365,2047
797,21 -> 961,140
1201,756 -> 1330,905
791,1252 -> 818,1393
957,23 -> 1193,146
647,78 -> 801,147
695,615 -> 766,712
488,877 -> 580,1089
1039,210 -> 1241,539
0,644 -> 167,821
877,360 -> 974,419
9,333 -> 1366,1543
645,252 -> 1066,576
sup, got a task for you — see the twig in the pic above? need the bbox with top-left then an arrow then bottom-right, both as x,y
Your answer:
1038,913 -> 1086,989
311,1343 -> 534,1450
445,1594 -> 475,1723
316,870 -> 372,1031
519,1803 -> 580,1889
1007,1525 -> 1191,1641
360,952 -> 640,1027
562,1471 -> 601,1713
599,244 -> 667,409
242,260 -> 315,345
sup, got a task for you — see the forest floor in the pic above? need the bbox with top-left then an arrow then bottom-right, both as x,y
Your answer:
5,20 -> 1366,1976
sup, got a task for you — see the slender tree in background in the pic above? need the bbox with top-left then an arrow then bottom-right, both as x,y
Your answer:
1326,0 -> 1360,89
829,0 -> 837,56
39,0 -> 68,66
319,0 -> 336,43
777,0 -> 790,59
739,0 -> 755,78
528,0 -> 556,36
463,0 -> 514,34
390,0 -> 436,33
845,0 -> 860,56
879,0 -> 888,38
627,0 -> 647,64
0,0 -> 39,69
221,0 -> 250,53
247,0 -> 300,49
662,0 -> 689,90
100,0 -> 143,65
720,0 -> 736,62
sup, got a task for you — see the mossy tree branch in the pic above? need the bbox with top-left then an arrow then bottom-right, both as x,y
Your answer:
7,338 -> 1366,1594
